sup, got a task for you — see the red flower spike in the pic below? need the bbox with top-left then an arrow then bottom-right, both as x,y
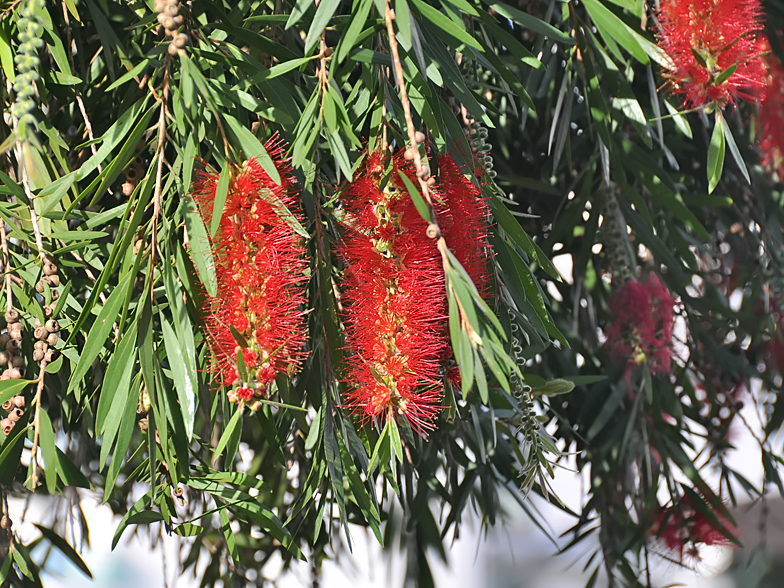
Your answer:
657,0 -> 769,109
605,274 -> 675,375
339,150 -> 450,436
438,155 -> 493,299
651,495 -> 736,562
192,139 -> 308,394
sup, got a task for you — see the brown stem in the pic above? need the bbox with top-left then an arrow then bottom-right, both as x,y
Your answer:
383,0 -> 437,223
151,59 -> 170,283
0,220 -> 11,314
28,361 -> 48,489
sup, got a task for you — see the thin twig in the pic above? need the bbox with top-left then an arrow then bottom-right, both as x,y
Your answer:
28,362 -> 48,489
151,59 -> 170,280
383,0 -> 436,221
0,221 -> 12,314
384,0 -> 482,345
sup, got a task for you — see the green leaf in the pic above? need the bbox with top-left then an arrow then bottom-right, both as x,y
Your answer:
398,170 -> 432,222
55,448 -> 92,489
336,0 -> 374,62
67,271 -> 134,396
219,507 -> 239,565
714,63 -> 737,86
411,0 -> 482,50
210,161 -> 230,238
388,418 -> 403,462
581,0 -> 649,64
531,379 -> 575,396
75,97 -> 149,181
718,109 -> 750,184
160,314 -> 197,441
664,100 -> 692,139
707,111 -> 726,194
213,406 -> 243,464
105,59 -> 149,92
0,21 -> 15,83
96,320 -> 138,435
0,379 -> 32,407
222,113 -> 281,184
38,410 -> 58,493
34,525 -> 93,578
484,0 -> 573,46
103,373 -> 141,501
183,195 -> 217,296
286,0 -> 314,29
174,523 -> 204,537
305,0 -> 342,55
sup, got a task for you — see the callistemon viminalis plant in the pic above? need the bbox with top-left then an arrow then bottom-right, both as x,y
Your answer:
193,141 -> 308,405
656,0 -> 769,108
339,150 -> 450,434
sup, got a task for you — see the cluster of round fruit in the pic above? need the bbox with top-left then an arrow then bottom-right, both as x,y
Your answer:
34,257 -> 60,318
155,0 -> 189,56
0,308 -> 26,435
33,317 -> 59,365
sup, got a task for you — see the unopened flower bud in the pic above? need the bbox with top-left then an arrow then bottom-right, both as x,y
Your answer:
47,333 -> 59,347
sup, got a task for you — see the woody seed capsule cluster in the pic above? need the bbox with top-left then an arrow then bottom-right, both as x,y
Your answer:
154,0 -> 189,56
0,308 -> 26,436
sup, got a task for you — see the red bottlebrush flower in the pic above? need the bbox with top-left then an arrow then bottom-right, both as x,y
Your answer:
758,38 -> 784,179
605,273 -> 675,374
193,139 -> 308,393
651,495 -> 736,562
339,150 -> 450,435
656,0 -> 769,108
438,155 -> 493,299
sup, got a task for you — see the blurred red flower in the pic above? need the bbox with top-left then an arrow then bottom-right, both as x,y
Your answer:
657,0 -> 769,108
652,495 -> 736,561
758,36 -> 784,179
605,274 -> 675,374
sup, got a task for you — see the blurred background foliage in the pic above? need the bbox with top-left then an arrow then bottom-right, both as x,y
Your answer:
0,0 -> 783,587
